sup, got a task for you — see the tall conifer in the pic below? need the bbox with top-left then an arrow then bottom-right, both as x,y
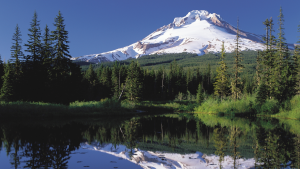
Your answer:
294,23 -> 300,94
49,11 -> 75,104
0,55 -> 4,91
125,61 -> 142,101
231,18 -> 244,100
51,11 -> 71,78
214,42 -> 228,101
0,62 -> 16,101
10,24 -> 24,100
24,11 -> 43,101
111,62 -> 121,99
272,7 -> 294,102
196,83 -> 204,104
10,24 -> 23,77
24,11 -> 42,64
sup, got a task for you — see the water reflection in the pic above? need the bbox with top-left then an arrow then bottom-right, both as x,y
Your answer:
0,114 -> 300,168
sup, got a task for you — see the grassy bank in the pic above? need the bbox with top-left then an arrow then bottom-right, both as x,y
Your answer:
193,94 -> 300,119
0,98 -> 136,118
271,95 -> 300,120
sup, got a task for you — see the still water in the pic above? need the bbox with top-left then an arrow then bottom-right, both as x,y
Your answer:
0,113 -> 299,169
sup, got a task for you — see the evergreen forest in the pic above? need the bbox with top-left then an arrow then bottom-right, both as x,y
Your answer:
0,8 -> 300,119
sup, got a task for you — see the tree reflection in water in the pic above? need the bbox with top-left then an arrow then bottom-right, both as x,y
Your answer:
213,126 -> 227,169
0,115 -> 300,168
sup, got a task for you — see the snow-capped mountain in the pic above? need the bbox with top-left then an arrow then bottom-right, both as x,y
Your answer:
71,10 -> 266,63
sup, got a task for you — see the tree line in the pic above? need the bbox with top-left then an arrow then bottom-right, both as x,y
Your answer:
0,7 -> 299,105
0,11 -> 82,104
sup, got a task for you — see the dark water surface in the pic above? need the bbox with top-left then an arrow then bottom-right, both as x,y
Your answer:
0,113 -> 300,168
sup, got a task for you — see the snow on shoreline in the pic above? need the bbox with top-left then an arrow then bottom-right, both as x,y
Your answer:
81,142 -> 258,169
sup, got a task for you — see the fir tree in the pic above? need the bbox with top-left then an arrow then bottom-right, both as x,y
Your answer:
294,23 -> 300,94
41,24 -> 53,66
10,24 -> 23,77
10,24 -> 24,100
99,67 -> 112,99
256,78 -> 268,105
272,7 -> 294,102
255,51 -> 262,89
0,62 -> 15,101
85,64 -> 97,86
24,11 -> 42,64
0,55 -> 4,91
85,64 -> 98,100
49,11 -> 79,104
111,62 -> 121,99
24,11 -> 43,101
51,11 -> 71,78
196,83 -> 204,104
214,42 -> 228,101
125,61 -> 142,101
231,18 -> 244,100
39,24 -> 54,102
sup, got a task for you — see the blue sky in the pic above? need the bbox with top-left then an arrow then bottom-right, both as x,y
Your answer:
0,0 -> 299,61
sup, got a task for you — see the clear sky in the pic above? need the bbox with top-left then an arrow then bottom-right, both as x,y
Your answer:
0,0 -> 299,62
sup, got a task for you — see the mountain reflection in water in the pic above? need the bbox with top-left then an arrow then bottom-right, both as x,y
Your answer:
0,114 -> 300,168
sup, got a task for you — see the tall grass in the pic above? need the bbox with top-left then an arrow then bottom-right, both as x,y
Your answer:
272,95 -> 300,120
194,94 -> 280,115
0,98 -> 136,118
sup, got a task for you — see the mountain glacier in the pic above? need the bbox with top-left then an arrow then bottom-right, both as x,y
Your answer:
71,10 -> 266,63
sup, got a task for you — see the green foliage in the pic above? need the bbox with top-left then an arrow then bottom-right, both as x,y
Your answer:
194,94 -> 256,114
295,23 -> 300,94
125,61 -> 143,101
213,127 -> 227,167
0,63 -> 15,101
272,94 -> 300,119
196,84 -> 204,104
255,80 -> 268,105
231,19 -> 244,101
0,98 -> 135,118
24,11 -> 42,63
10,24 -> 23,76
214,42 -> 229,100
0,55 -> 4,91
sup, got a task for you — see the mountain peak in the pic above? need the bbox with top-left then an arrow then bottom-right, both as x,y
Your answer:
173,10 -> 222,27
72,10 -> 267,63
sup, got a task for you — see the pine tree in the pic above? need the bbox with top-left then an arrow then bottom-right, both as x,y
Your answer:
49,11 -> 76,104
255,51 -> 262,88
99,67 -> 112,99
231,18 -> 244,100
84,64 -> 98,100
24,11 -> 43,101
0,62 -> 16,101
294,23 -> 300,94
214,42 -> 228,101
0,55 -> 4,91
85,64 -> 97,85
51,11 -> 71,78
111,62 -> 120,99
10,24 -> 23,77
24,11 -> 42,64
41,24 -> 54,68
10,24 -> 24,100
272,7 -> 294,102
196,83 -> 204,104
125,61 -> 143,101
256,78 -> 268,105
186,67 -> 192,92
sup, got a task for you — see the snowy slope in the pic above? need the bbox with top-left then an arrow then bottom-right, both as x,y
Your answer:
71,10 -> 266,63
81,142 -> 261,169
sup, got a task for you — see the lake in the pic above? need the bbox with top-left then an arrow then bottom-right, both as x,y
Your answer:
0,113 -> 299,169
